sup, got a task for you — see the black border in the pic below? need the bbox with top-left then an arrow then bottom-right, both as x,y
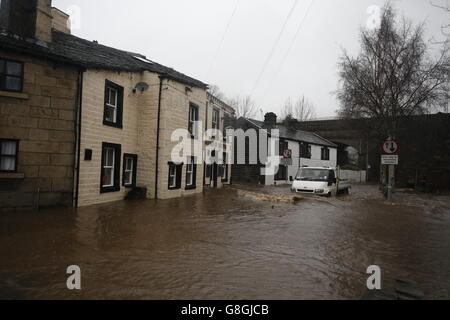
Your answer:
122,153 -> 138,188
168,162 -> 183,190
0,58 -> 24,93
185,156 -> 197,190
0,139 -> 19,173
100,142 -> 121,193
188,102 -> 199,139
103,80 -> 124,129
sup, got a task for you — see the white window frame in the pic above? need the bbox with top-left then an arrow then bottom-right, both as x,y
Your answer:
124,156 -> 134,186
106,86 -> 118,123
186,158 -> 194,187
102,147 -> 115,187
212,108 -> 220,130
169,164 -> 177,188
189,104 -> 198,138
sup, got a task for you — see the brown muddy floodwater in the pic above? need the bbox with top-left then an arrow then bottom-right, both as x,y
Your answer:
1,184 -> 450,299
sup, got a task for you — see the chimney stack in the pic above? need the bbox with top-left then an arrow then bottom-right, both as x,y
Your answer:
35,0 -> 53,42
264,112 -> 278,128
51,7 -> 71,34
0,0 -> 53,42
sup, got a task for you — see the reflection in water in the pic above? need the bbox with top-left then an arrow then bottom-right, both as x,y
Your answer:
0,185 -> 449,299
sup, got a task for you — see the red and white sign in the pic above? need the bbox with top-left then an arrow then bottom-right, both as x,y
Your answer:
382,139 -> 399,155
283,149 -> 292,159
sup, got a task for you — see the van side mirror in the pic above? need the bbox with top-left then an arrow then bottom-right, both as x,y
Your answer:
328,177 -> 336,186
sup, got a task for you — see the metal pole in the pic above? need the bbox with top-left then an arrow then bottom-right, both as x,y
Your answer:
387,164 -> 394,201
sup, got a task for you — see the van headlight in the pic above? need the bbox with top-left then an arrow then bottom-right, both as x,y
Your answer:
315,189 -> 324,194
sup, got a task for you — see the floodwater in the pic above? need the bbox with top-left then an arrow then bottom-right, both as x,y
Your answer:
0,184 -> 450,299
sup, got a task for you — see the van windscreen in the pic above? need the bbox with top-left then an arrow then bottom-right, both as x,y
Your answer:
296,169 -> 330,182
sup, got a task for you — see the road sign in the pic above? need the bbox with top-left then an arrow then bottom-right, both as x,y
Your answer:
382,139 -> 399,155
381,155 -> 398,165
283,149 -> 292,159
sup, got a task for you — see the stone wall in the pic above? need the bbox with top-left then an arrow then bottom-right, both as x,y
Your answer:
157,80 -> 207,199
77,70 -> 210,206
0,49 -> 79,210
77,69 -> 157,207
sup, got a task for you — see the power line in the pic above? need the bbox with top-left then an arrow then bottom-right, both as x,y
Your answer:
250,0 -> 300,96
261,0 -> 315,101
206,0 -> 241,82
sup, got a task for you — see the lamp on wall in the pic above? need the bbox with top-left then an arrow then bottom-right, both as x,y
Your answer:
133,82 -> 149,93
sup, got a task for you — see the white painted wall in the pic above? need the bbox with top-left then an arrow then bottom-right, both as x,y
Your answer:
264,138 -> 337,185
300,145 -> 337,168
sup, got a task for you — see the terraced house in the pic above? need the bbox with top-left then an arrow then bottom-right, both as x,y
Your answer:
0,0 -> 80,210
232,113 -> 338,186
1,0 -> 233,209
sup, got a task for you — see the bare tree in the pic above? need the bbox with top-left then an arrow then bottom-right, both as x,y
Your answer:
280,96 -> 316,121
430,0 -> 450,41
337,4 -> 450,138
207,84 -> 225,100
229,95 -> 258,119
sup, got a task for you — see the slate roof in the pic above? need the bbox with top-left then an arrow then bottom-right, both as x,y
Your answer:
0,30 -> 207,88
238,117 -> 337,148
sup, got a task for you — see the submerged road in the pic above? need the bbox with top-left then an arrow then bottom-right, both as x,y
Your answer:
0,184 -> 449,299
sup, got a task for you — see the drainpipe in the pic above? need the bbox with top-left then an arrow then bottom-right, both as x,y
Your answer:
155,75 -> 165,199
74,69 -> 84,208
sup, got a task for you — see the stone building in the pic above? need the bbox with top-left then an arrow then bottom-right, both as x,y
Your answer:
232,113 -> 337,185
203,92 -> 235,188
0,0 -> 81,210
1,0 -> 235,210
297,113 -> 450,190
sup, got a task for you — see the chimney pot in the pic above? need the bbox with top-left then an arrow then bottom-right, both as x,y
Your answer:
264,112 -> 277,128
51,7 -> 71,34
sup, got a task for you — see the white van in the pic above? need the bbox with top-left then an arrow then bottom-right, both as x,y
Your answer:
291,167 -> 351,196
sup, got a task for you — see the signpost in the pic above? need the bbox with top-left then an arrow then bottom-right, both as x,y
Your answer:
281,149 -> 292,166
381,155 -> 398,165
381,138 -> 399,200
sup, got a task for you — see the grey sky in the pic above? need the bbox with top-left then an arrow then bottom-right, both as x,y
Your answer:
53,0 -> 449,119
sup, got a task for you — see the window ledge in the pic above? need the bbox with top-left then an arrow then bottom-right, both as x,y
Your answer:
0,172 -> 25,179
0,91 -> 29,100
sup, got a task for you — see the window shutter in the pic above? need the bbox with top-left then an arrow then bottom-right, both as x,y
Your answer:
192,162 -> 197,187
132,156 -> 138,186
176,164 -> 183,188
103,84 -> 109,121
114,145 -> 121,191
117,86 -> 124,128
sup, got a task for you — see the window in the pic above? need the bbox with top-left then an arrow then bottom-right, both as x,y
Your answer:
301,143 -> 312,159
168,162 -> 183,190
0,139 -> 19,172
275,165 -> 287,181
321,147 -> 330,161
205,164 -> 212,178
0,59 -> 23,92
100,142 -> 121,193
212,108 -> 220,138
103,80 -> 124,128
188,103 -> 199,138
279,139 -> 288,156
123,154 -> 137,187
221,152 -> 228,182
185,156 -> 197,189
